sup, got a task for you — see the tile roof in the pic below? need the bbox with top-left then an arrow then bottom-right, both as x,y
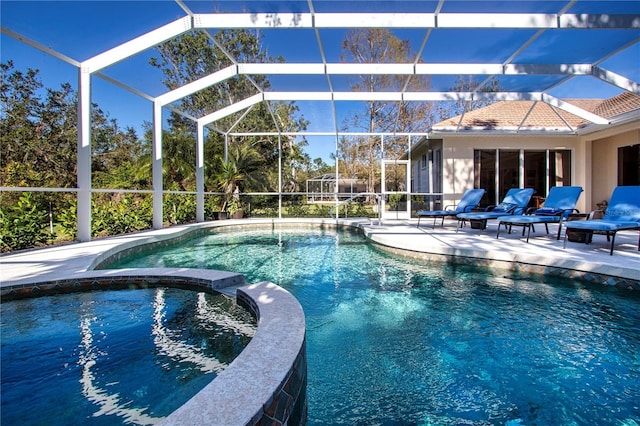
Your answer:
433,92 -> 640,131
592,91 -> 640,118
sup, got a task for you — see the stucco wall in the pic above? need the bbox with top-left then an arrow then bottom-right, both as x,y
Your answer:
438,134 -> 584,210
589,127 -> 640,210
410,120 -> 639,213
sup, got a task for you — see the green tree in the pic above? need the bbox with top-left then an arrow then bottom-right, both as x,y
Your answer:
2,61 -> 140,191
1,61 -> 149,246
0,192 -> 50,251
150,30 -> 271,131
339,29 -> 433,197
93,117 -> 144,189
150,29 -> 308,194
211,141 -> 266,211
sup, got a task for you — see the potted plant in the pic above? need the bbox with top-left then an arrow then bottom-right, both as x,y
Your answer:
227,196 -> 244,219
210,143 -> 263,220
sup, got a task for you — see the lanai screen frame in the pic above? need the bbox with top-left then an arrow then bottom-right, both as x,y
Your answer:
2,1 -> 639,241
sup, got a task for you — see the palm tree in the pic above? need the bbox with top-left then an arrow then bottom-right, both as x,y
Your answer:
135,126 -> 196,191
211,141 -> 265,212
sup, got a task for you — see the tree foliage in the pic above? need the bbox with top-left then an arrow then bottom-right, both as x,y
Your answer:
1,60 -> 150,248
338,29 -> 434,195
149,29 -> 314,194
436,75 -> 502,123
0,192 -> 50,252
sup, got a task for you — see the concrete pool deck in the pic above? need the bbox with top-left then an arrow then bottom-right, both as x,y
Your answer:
361,218 -> 640,287
0,219 -> 640,287
1,217 -> 639,287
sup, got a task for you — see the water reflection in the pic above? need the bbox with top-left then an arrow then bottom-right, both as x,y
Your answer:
78,307 -> 160,425
70,288 -> 255,424
152,289 -> 227,374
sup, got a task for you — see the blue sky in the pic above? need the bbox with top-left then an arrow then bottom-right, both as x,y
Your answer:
2,1 -> 639,163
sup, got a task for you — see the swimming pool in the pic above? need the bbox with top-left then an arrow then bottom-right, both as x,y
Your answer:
1,287 -> 256,425
104,226 -> 640,425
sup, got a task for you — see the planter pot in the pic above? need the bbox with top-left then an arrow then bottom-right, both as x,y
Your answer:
567,230 -> 591,243
214,211 -> 229,220
470,219 -> 486,230
232,209 -> 244,219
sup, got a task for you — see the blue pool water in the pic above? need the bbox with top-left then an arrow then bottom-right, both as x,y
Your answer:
101,227 -> 640,425
1,288 -> 255,425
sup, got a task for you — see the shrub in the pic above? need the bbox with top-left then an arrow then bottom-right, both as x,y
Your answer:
92,194 -> 152,237
0,193 -> 51,252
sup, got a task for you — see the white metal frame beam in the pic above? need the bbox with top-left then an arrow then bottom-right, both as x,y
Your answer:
237,62 -> 597,76
592,66 -> 640,94
82,17 -> 192,72
193,13 -> 639,30
1,26 -> 80,67
5,7 -> 638,242
197,93 -> 264,126
156,65 -> 239,105
188,90 -> 610,126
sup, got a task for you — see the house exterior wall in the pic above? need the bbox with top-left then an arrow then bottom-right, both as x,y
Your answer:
409,139 -> 443,194
587,124 -> 640,210
436,134 -> 585,211
413,119 -> 640,213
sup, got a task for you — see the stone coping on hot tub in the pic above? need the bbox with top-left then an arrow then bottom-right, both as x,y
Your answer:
0,270 -> 308,426
162,281 -> 307,426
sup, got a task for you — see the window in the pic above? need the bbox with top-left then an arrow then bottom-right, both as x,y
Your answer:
433,149 -> 442,194
550,150 -> 571,188
421,154 -> 427,170
524,151 -> 545,193
498,150 -> 519,200
474,150 -> 497,206
475,148 -> 572,206
618,144 -> 640,185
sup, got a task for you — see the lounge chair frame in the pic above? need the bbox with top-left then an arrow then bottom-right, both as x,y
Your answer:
417,189 -> 485,229
563,186 -> 640,255
496,186 -> 583,243
456,188 -> 535,232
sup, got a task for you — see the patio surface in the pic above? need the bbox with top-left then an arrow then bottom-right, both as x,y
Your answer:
1,218 -> 639,288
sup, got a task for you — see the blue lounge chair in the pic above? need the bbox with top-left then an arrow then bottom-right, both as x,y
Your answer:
456,187 -> 535,231
563,186 -> 640,255
417,189 -> 485,228
496,186 -> 583,242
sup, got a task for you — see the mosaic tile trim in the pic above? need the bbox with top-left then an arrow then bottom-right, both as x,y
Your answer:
94,221 -> 360,270
256,339 -> 308,426
370,242 -> 640,291
0,275 -> 212,301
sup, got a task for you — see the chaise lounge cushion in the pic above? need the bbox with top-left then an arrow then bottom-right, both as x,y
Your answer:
492,202 -> 518,213
563,220 -> 640,232
497,186 -> 584,242
563,186 -> 640,255
457,205 -> 515,221
534,207 -> 565,216
417,188 -> 486,228
456,188 -> 534,225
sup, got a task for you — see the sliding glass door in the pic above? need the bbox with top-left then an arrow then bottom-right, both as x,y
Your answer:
474,150 -> 497,206
475,148 -> 572,206
618,144 -> 640,185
